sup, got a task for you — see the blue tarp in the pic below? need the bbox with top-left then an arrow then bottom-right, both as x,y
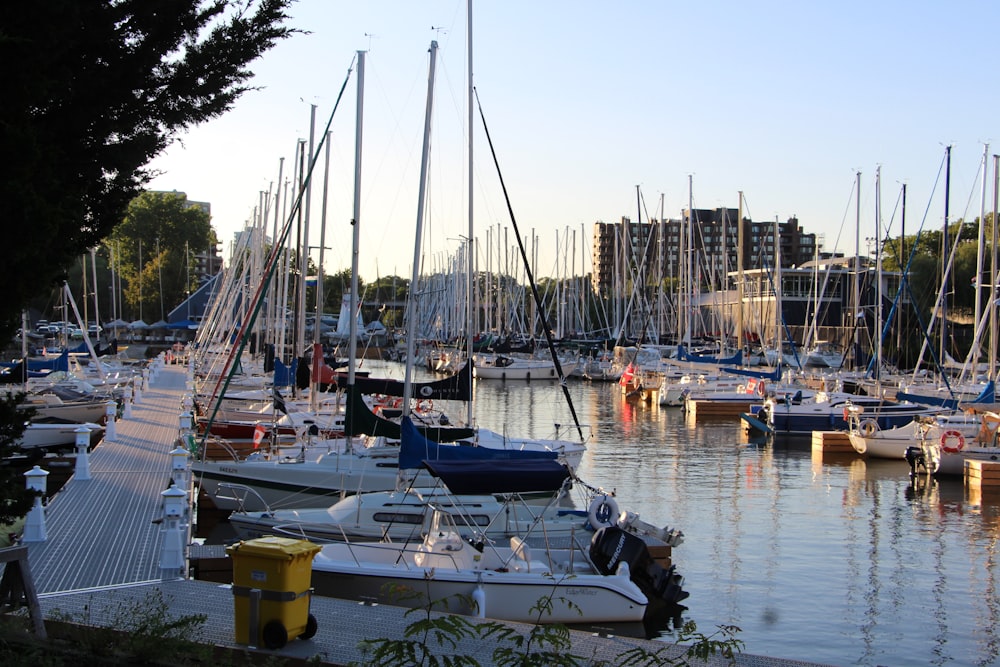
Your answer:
676,344 -> 742,366
896,379 -> 995,411
399,416 -> 558,470
273,357 -> 298,387
423,457 -> 570,494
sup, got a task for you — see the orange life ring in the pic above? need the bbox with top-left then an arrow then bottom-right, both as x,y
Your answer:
417,399 -> 434,413
940,429 -> 965,454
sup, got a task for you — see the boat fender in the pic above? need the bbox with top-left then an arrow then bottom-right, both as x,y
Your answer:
941,429 -> 965,453
588,495 -> 619,530
756,380 -> 767,397
472,584 -> 486,618
858,419 -> 878,438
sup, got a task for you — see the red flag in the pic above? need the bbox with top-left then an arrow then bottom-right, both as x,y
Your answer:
252,424 -> 266,449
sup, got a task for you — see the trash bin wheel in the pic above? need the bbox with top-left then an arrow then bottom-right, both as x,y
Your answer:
262,620 -> 288,649
301,613 -> 318,640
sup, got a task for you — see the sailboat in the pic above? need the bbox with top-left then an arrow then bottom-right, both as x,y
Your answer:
195,44 -> 584,511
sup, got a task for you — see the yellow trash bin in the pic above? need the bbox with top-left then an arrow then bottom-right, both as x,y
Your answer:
227,536 -> 322,649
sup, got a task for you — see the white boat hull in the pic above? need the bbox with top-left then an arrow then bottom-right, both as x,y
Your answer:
310,540 -> 648,624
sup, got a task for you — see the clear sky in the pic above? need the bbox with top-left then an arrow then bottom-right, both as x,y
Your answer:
148,0 -> 999,281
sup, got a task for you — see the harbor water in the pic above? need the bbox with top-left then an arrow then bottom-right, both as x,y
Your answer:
456,368 -> 1000,667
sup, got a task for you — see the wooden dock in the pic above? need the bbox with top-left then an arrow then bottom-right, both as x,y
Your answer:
2,358 -> 831,666
687,399 -> 755,419
810,430 -> 857,455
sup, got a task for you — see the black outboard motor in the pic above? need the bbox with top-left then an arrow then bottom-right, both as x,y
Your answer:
589,526 -> 689,607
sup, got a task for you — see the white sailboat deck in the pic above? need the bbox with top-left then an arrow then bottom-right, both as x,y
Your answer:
10,362 -> 825,667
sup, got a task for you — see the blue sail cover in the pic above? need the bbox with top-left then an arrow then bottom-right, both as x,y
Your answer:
398,416 -> 558,470
423,457 -> 570,495
273,357 -> 298,387
676,344 -> 742,366
896,379 -> 995,410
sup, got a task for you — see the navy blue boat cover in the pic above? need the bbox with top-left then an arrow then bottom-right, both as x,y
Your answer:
399,415 -> 558,471
422,457 -> 570,494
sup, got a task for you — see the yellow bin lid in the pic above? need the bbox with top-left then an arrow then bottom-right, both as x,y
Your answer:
226,536 -> 321,560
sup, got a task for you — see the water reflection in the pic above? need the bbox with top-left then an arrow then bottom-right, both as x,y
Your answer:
466,376 -> 1000,666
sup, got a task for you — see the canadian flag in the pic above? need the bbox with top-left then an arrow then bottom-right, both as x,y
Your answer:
252,424 -> 267,449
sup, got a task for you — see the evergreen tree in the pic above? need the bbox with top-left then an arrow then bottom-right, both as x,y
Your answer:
0,0 -> 296,341
0,0 -> 294,531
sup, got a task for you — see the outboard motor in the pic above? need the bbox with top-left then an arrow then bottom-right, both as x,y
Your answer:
905,445 -> 927,478
589,526 -> 689,607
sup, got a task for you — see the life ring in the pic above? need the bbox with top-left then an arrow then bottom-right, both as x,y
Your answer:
416,399 -> 433,414
756,380 -> 767,397
941,429 -> 965,453
858,419 -> 878,438
588,495 -> 620,530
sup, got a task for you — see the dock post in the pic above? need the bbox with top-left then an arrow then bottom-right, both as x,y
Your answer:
159,484 -> 188,579
104,400 -> 117,442
22,466 -> 49,543
169,446 -> 190,491
132,376 -> 142,404
122,384 -> 133,419
179,410 -> 193,435
141,367 -> 150,391
74,426 -> 92,481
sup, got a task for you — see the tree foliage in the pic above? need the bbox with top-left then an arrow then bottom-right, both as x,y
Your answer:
0,0 -> 296,341
0,394 -> 33,527
108,192 -> 216,322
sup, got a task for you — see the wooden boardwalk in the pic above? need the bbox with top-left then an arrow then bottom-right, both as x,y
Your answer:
6,360 -> 828,667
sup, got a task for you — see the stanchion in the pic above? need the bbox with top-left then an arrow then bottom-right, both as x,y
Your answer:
158,485 -> 188,578
169,446 -> 190,490
22,466 -> 49,543
104,400 -> 118,441
122,385 -> 133,419
74,426 -> 92,481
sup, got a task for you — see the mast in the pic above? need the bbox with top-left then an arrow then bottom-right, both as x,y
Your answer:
773,215 -> 782,366
874,166 -> 882,383
685,174 -> 694,344
737,192 -> 744,362
402,41 -> 438,414
940,145 -> 951,369
991,154 -> 999,382
346,50 -> 365,390
974,143 -> 989,367
309,131 -> 333,413
465,0 -> 474,427
852,170 -> 861,370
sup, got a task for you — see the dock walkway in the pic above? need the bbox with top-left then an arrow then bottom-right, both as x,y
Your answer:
7,361 -> 829,666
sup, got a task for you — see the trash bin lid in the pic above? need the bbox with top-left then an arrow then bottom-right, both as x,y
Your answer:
226,536 -> 321,560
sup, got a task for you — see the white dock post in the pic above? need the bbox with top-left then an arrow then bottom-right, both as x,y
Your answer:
141,368 -> 149,391
22,466 -> 49,543
178,410 -> 193,435
169,446 -> 190,491
74,425 -> 92,481
104,400 -> 118,442
159,484 -> 188,578
132,377 -> 142,404
122,384 -> 133,419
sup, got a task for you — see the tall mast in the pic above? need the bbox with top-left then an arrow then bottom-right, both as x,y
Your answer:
402,41 -> 438,413
874,166 -> 882,383
974,143 -> 990,367
991,154 -> 999,382
465,0 -> 474,427
852,170 -> 860,370
737,192 -> 744,362
940,145 -> 951,369
346,51 -> 365,388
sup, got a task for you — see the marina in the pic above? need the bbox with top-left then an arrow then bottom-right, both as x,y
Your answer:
0,358 -> 812,667
2,355 -> 998,665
